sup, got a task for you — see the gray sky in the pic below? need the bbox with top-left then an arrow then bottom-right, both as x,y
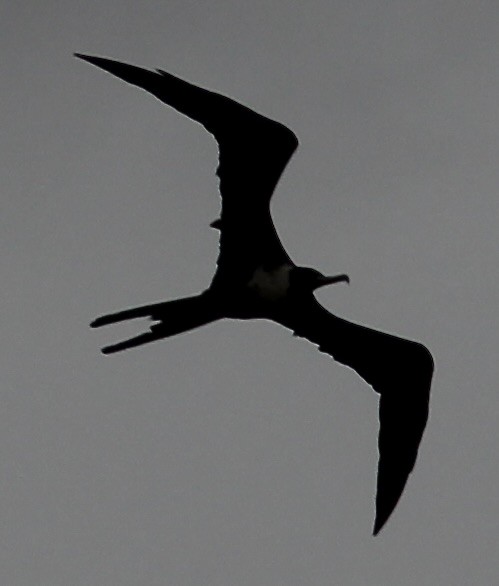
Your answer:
2,1 -> 499,584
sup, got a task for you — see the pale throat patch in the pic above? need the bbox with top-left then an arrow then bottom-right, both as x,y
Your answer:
247,264 -> 293,300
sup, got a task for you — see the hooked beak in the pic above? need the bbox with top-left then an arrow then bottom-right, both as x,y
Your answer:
316,273 -> 350,289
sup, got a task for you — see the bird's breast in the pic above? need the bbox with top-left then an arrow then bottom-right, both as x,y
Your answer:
247,264 -> 293,301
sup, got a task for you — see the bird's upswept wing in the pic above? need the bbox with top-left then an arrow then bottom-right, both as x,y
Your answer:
277,299 -> 434,535
75,54 -> 298,282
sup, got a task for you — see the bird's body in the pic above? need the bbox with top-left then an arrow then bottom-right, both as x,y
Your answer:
247,264 -> 293,301
76,54 -> 434,535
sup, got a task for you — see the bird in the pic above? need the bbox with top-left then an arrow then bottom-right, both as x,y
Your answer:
76,53 -> 434,535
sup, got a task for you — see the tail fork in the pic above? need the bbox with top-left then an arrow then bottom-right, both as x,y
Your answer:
90,293 -> 220,354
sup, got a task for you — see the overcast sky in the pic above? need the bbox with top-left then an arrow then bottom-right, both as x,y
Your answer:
2,1 -> 499,584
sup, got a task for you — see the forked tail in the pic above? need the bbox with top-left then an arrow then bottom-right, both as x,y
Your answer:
90,293 -> 220,354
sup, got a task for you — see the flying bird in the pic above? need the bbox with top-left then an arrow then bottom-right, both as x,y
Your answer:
76,53 -> 434,535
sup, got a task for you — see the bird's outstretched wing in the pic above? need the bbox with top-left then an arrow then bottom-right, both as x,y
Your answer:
75,54 -> 298,282
277,299 -> 433,535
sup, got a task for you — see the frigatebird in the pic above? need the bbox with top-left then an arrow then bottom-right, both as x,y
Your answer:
76,54 -> 434,535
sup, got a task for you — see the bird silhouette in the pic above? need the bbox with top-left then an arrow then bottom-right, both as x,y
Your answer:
76,54 -> 434,535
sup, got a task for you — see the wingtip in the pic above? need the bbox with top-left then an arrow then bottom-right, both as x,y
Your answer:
372,503 -> 394,535
73,53 -> 113,68
372,471 -> 409,537
74,53 -> 104,68
372,517 -> 384,536
74,52 -> 91,61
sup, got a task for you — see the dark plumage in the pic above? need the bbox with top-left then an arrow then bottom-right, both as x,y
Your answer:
76,54 -> 434,535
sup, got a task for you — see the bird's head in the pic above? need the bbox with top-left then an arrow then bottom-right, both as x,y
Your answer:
291,267 -> 350,293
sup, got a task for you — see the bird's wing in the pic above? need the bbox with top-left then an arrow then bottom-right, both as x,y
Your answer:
75,54 -> 298,280
276,299 -> 433,535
